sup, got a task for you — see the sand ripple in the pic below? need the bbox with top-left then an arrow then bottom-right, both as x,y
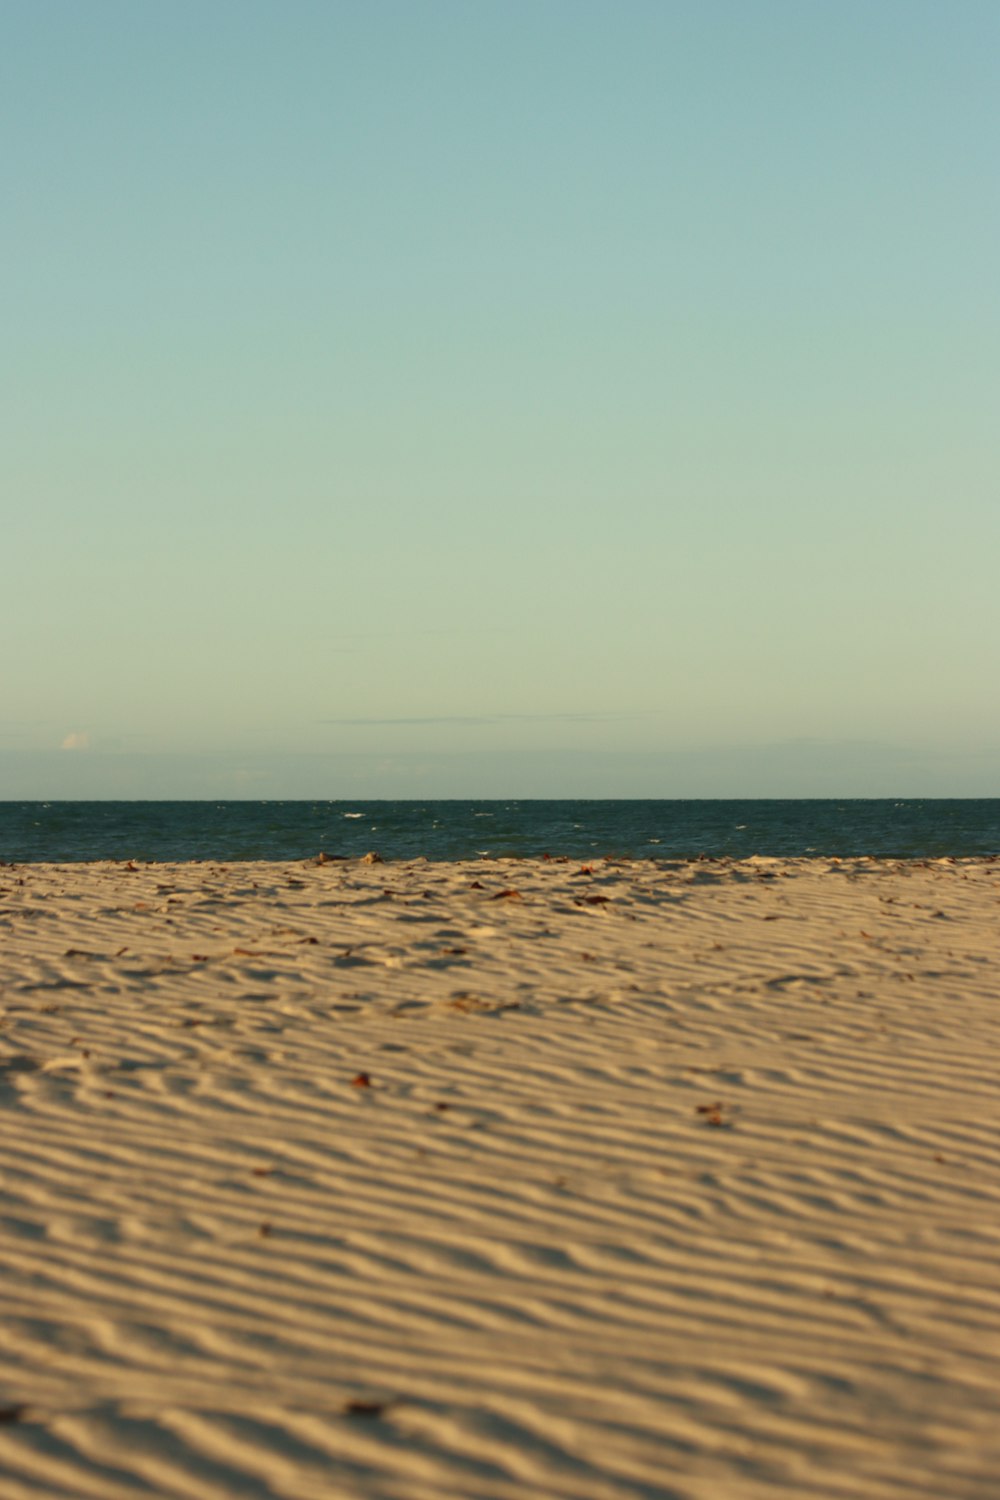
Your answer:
1,856 -> 998,1497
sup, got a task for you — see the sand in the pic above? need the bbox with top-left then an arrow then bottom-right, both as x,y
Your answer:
0,853 -> 998,1500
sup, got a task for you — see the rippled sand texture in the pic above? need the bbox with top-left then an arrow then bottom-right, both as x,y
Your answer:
1,855 -> 998,1500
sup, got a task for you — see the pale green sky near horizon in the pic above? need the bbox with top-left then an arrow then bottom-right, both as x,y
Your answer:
3,0 -> 998,797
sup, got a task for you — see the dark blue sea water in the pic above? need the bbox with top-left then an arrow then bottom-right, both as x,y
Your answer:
1,800 -> 998,863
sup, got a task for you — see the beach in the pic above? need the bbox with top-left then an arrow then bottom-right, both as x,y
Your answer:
1,854 -> 998,1499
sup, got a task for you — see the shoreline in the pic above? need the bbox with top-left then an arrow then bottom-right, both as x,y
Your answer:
1,857 -> 998,1497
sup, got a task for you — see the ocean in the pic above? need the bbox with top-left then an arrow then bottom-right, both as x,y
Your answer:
1,800 -> 998,863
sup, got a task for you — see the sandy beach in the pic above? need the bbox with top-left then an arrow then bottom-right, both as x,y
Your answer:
1,854 -> 998,1500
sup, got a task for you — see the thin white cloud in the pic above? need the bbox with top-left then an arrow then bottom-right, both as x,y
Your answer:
319,712 -> 652,727
60,731 -> 90,751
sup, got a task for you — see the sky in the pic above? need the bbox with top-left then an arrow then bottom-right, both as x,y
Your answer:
3,0 -> 998,798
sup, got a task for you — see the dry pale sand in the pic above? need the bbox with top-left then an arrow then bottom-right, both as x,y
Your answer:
0,854 -> 998,1500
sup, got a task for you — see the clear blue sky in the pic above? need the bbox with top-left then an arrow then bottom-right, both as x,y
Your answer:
3,0 -> 998,797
